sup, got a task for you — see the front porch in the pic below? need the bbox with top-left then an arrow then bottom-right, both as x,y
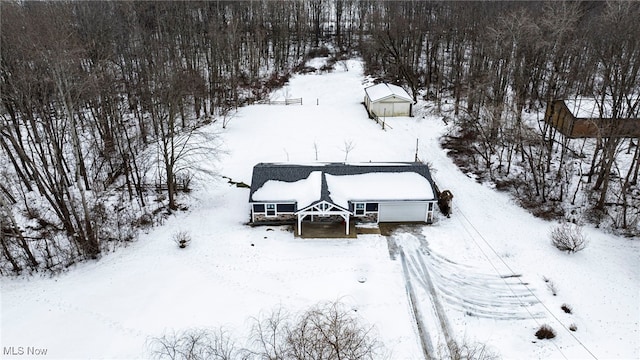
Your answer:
295,221 -> 356,239
296,200 -> 352,236
293,221 -> 381,239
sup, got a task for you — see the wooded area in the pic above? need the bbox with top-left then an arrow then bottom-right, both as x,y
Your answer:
1,1 -> 638,274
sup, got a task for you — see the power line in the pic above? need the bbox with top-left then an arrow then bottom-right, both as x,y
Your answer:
453,204 -> 599,360
452,209 -> 569,360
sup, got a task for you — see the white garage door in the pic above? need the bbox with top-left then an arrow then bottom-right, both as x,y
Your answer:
378,202 -> 428,222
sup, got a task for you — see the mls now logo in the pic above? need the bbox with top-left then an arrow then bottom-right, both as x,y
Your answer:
3,346 -> 48,356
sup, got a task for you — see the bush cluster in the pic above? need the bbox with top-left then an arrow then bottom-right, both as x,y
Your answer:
148,301 -> 384,360
535,324 -> 556,340
173,231 -> 192,249
550,223 -> 588,253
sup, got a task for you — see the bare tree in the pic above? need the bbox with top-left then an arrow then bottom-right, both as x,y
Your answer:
441,338 -> 500,360
219,105 -> 237,130
248,307 -> 290,360
342,140 -> 356,162
248,301 -> 384,360
148,302 -> 385,360
0,0 -> 333,271
284,302 -> 383,360
588,2 -> 640,211
148,328 -> 244,360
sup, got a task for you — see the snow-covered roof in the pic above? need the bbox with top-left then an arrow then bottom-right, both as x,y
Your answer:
249,162 -> 436,209
365,83 -> 412,103
564,98 -> 639,119
326,173 -> 435,209
251,171 -> 322,207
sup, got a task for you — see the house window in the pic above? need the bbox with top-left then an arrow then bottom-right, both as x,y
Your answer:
366,203 -> 378,212
355,203 -> 365,216
428,202 -> 433,211
277,203 -> 295,213
266,204 -> 276,216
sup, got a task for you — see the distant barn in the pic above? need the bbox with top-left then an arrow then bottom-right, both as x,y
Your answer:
364,83 -> 413,118
544,99 -> 640,138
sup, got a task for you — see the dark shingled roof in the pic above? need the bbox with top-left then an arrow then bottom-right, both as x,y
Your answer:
249,162 -> 437,206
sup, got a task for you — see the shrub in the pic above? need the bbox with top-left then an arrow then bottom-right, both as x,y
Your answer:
561,304 -> 572,314
569,323 -> 578,332
535,324 -> 556,339
550,222 -> 588,253
173,230 -> 191,249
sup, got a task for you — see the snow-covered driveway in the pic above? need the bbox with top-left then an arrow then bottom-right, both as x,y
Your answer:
383,113 -> 639,359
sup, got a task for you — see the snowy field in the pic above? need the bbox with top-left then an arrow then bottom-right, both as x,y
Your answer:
1,58 -> 638,359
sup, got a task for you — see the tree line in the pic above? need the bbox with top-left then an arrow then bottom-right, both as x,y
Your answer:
0,0 -> 341,273
1,1 -> 639,274
361,1 -> 639,231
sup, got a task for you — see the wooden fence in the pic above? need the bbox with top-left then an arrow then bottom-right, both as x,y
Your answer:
372,113 -> 392,130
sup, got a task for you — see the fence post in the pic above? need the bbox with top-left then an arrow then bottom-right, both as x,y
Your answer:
383,108 -> 386,130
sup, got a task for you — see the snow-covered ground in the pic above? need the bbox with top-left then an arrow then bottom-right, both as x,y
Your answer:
1,58 -> 638,359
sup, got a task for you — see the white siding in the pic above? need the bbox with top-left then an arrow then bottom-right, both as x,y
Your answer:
378,202 -> 428,222
368,98 -> 411,117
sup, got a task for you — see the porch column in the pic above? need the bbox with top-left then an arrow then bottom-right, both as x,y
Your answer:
298,213 -> 303,236
345,214 -> 350,235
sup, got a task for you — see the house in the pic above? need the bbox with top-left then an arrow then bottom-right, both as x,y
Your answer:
364,83 -> 413,118
249,162 -> 438,236
544,99 -> 640,138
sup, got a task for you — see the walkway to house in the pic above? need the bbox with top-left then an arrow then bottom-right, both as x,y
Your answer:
295,221 -> 356,238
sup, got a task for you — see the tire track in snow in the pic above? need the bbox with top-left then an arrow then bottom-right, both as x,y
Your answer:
399,248 -> 436,360
392,226 -> 545,359
396,226 -> 544,321
402,247 -> 456,359
392,224 -> 455,359
422,247 -> 544,320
